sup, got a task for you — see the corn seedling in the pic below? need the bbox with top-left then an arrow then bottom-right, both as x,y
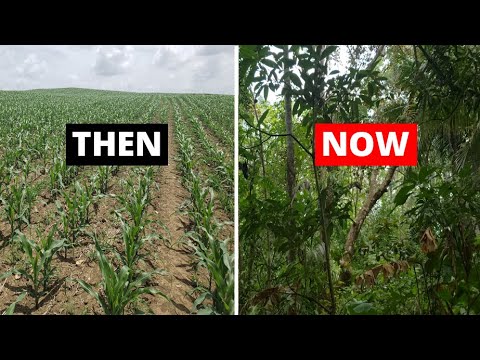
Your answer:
11,228 -> 65,309
74,181 -> 94,225
21,158 -> 31,183
117,217 -> 156,270
77,239 -> 167,315
190,174 -> 217,244
114,172 -> 155,270
55,182 -> 92,257
94,166 -> 110,194
176,132 -> 195,182
49,156 -> 77,198
116,174 -> 152,229
192,233 -> 234,315
49,156 -> 66,198
2,181 -> 34,241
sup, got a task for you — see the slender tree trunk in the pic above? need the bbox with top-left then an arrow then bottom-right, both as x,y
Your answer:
338,45 -> 388,283
284,45 -> 297,265
248,98 -> 271,286
312,45 -> 336,313
340,166 -> 397,281
284,45 -> 296,200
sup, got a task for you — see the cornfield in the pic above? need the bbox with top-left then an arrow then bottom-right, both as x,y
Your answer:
0,88 -> 234,315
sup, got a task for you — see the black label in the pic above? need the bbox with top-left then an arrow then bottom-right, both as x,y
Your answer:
66,124 -> 168,166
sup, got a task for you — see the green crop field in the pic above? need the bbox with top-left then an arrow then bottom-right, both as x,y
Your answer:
0,88 -> 233,315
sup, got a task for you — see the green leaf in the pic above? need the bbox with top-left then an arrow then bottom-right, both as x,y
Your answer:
3,292 -> 26,315
261,59 -> 276,68
77,279 -> 101,305
394,185 -> 415,206
193,292 -> 209,311
368,82 -> 374,97
329,70 -> 340,75
356,69 -> 370,80
320,46 -> 337,61
351,302 -> 376,315
289,73 -> 302,88
197,308 -> 214,315
258,109 -> 269,125
0,269 -> 14,281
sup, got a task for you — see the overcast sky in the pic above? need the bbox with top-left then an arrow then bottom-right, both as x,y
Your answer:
0,45 -> 234,94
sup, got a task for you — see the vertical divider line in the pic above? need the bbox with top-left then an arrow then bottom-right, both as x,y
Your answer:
234,45 -> 239,316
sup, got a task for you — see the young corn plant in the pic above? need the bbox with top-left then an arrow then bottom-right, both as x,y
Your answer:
0,163 -> 12,200
56,182 -> 92,257
77,239 -> 167,315
116,171 -> 152,229
94,166 -> 110,194
49,156 -> 66,198
20,159 -> 31,184
190,174 -> 217,245
114,171 -> 155,271
11,228 -> 65,309
176,133 -> 195,183
192,233 -> 234,315
56,198 -> 77,255
2,181 -> 35,241
49,156 -> 77,197
116,218 -> 156,270
74,181 -> 93,225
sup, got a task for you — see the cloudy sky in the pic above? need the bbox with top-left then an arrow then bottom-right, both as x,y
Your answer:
0,45 -> 234,94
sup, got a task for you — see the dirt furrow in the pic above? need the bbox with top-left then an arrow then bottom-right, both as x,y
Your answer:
146,100 -> 198,314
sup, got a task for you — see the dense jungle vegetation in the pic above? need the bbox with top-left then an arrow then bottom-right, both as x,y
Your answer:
239,45 -> 480,315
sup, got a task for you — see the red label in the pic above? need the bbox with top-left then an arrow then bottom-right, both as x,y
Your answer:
314,123 -> 418,166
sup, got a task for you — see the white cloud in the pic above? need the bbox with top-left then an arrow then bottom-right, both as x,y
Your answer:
16,54 -> 48,79
152,46 -> 180,69
93,45 -> 135,76
0,45 -> 233,94
195,45 -> 232,56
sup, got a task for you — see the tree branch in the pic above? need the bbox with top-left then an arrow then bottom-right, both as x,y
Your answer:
241,135 -> 273,150
242,117 -> 314,158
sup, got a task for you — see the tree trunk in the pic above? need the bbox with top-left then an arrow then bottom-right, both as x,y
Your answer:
340,166 -> 397,281
339,46 -> 389,283
283,45 -> 297,265
284,45 -> 296,200
312,45 -> 336,313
